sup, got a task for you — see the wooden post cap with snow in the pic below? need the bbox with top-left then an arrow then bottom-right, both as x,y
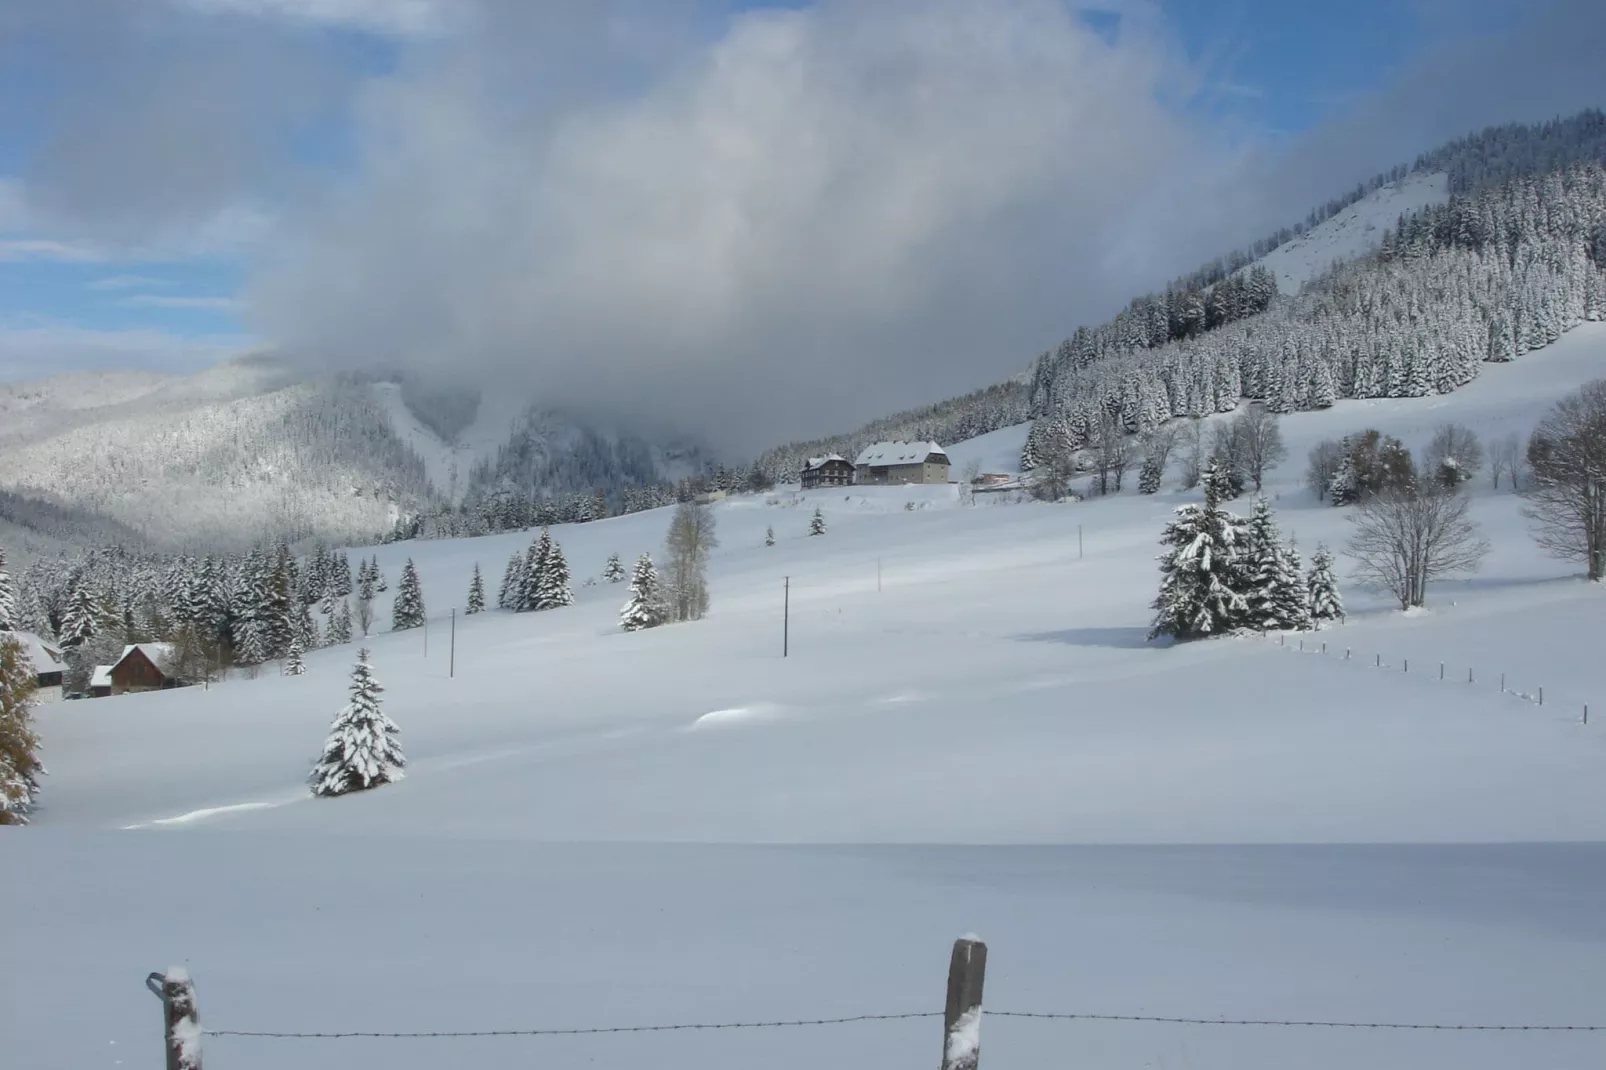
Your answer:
146,967 -> 202,1070
942,936 -> 986,1070
308,648 -> 405,797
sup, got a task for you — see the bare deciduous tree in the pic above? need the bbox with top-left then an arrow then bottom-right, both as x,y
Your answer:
1143,423 -> 1181,471
1232,404 -> 1288,490
1490,432 -> 1522,490
1091,413 -> 1135,495
664,501 -> 718,621
1423,423 -> 1483,487
1177,421 -> 1204,490
1030,440 -> 1077,501
1521,379 -> 1606,580
1306,439 -> 1344,502
1345,484 -> 1490,609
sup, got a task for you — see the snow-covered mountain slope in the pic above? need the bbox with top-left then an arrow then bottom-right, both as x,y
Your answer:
0,359 -> 432,550
1250,170 -> 1449,294
10,324 -> 1606,1070
0,360 -> 705,550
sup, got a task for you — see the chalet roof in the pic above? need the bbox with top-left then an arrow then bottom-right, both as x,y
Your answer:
853,441 -> 948,467
3,630 -> 65,677
803,454 -> 849,470
90,665 -> 114,690
115,642 -> 177,676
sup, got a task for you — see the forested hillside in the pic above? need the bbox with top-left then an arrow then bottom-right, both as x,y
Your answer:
1020,164 -> 1606,469
755,111 -> 1606,483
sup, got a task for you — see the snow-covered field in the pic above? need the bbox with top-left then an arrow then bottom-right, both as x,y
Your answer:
6,324 -> 1606,1069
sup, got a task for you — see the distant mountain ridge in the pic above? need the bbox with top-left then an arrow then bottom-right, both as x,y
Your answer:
0,359 -> 707,556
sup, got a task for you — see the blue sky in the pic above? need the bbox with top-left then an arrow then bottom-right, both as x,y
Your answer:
0,0 -> 1596,388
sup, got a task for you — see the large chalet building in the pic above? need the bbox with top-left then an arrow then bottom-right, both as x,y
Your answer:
852,441 -> 951,486
800,454 -> 854,490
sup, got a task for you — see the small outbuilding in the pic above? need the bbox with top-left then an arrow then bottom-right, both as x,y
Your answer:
3,630 -> 66,704
108,643 -> 187,695
88,664 -> 114,700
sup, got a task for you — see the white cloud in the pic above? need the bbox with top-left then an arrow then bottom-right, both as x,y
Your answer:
0,322 -> 254,380
254,0 -> 1238,451
87,275 -> 174,291
0,238 -> 107,263
174,0 -> 450,36
119,294 -> 245,313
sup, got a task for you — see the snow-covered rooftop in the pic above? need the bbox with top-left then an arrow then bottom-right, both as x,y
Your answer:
3,630 -> 65,676
803,454 -> 848,470
118,642 -> 177,675
89,665 -> 113,690
853,441 -> 948,467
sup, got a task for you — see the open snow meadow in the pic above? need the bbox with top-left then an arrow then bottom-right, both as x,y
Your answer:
7,325 -> 1606,1070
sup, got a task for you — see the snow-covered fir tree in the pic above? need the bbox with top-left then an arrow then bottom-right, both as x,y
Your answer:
59,578 -> 98,649
1241,496 -> 1309,631
372,558 -> 389,593
1149,460 -> 1250,641
620,553 -> 665,632
284,635 -> 307,676
466,564 -> 485,614
0,632 -> 43,824
308,649 -> 404,797
809,507 -> 827,536
603,553 -> 626,583
535,534 -> 574,610
1327,449 -> 1359,505
328,597 -> 354,645
0,547 -> 15,631
515,532 -> 548,612
391,559 -> 425,631
233,618 -> 269,668
1306,544 -> 1346,627
765,526 -> 776,547
294,597 -> 318,651
498,553 -> 521,609
1137,456 -> 1163,494
1273,539 -> 1312,632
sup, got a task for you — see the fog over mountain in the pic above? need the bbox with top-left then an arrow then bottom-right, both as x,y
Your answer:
5,0 -> 1606,453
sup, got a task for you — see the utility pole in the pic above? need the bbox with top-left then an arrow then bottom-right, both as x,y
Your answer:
449,609 -> 456,679
783,576 -> 790,658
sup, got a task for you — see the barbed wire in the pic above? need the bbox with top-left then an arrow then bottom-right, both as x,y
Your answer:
203,1011 -> 943,1039
989,1011 -> 1606,1031
202,1009 -> 1606,1040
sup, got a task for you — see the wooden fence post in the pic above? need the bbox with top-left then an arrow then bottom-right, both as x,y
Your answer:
942,937 -> 987,1070
146,968 -> 202,1070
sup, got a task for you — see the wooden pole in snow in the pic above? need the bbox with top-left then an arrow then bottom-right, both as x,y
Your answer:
449,609 -> 456,679
146,968 -> 202,1070
942,937 -> 987,1070
783,576 -> 790,658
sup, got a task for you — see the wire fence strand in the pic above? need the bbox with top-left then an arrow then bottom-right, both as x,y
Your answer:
203,1012 -> 943,1039
989,1011 -> 1606,1031
202,1009 -> 1606,1040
